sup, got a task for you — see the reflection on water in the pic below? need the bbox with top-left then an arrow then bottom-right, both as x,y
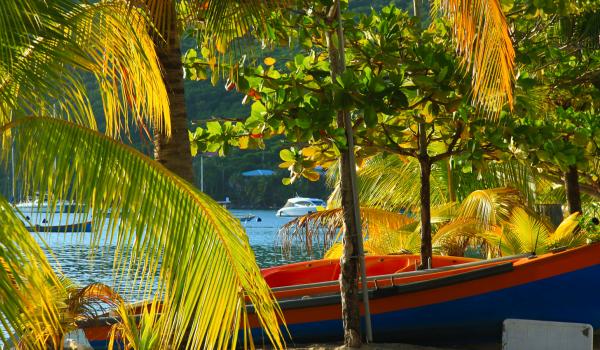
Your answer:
31,209 -> 324,300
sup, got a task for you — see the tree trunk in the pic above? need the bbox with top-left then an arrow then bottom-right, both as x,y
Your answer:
564,165 -> 582,214
447,159 -> 456,203
326,0 -> 370,346
535,203 -> 564,228
418,122 -> 432,270
337,119 -> 363,347
153,21 -> 195,184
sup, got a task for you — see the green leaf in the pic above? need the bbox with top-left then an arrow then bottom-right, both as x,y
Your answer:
280,149 -> 296,162
364,106 -> 377,127
412,76 -> 436,90
296,116 -> 312,129
206,121 -> 222,135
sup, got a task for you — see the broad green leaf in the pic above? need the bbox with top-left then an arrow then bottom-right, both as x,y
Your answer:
280,149 -> 296,162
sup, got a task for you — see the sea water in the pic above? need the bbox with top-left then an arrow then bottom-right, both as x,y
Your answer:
23,209 -> 324,300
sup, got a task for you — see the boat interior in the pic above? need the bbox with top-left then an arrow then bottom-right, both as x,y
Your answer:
261,255 -> 479,288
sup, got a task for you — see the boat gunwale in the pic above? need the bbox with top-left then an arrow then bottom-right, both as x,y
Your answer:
249,262 -> 515,313
269,253 -> 532,293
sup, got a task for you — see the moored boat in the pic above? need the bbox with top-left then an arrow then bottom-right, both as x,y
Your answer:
14,196 -> 83,213
78,243 -> 600,348
235,213 -> 256,222
252,243 -> 600,345
25,220 -> 92,233
276,197 -> 327,217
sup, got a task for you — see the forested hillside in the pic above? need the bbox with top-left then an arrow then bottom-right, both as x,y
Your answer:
54,0 -> 413,208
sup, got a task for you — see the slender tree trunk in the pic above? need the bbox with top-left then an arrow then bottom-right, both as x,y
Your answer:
153,21 -> 195,184
326,0 -> 371,346
413,0 -> 433,270
447,159 -> 456,202
336,118 -> 362,347
418,122 -> 432,270
565,165 -> 582,214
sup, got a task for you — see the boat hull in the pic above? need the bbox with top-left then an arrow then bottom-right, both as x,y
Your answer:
81,244 -> 600,348
270,263 -> 600,345
276,206 -> 322,217
26,221 -> 92,233
250,244 -> 600,345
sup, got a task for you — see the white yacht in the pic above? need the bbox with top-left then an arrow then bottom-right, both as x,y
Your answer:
276,197 -> 327,217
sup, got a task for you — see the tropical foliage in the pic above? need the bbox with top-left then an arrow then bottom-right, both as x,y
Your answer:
280,187 -> 588,259
0,0 -> 285,349
0,117 -> 286,349
1,0 -> 598,348
0,0 -> 170,136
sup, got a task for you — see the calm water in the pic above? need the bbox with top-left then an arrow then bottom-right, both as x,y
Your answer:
23,209 -> 323,298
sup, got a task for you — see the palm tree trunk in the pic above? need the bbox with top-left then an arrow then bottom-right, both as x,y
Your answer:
153,22 -> 195,184
418,122 -> 432,269
565,165 -> 582,214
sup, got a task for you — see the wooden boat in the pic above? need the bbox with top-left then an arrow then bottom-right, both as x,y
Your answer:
26,220 -> 92,233
80,243 -> 600,348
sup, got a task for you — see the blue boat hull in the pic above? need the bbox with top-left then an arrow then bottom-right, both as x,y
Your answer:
270,264 -> 600,345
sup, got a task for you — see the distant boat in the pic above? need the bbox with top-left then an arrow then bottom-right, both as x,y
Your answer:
217,197 -> 231,209
26,220 -> 92,233
14,196 -> 82,213
276,197 -> 327,217
235,213 -> 256,222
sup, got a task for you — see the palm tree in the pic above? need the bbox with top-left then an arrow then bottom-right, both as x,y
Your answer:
0,1 -> 284,349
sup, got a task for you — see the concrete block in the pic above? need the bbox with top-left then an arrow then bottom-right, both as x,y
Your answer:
503,319 -> 593,350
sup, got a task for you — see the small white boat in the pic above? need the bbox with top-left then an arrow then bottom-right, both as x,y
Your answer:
13,196 -> 81,213
235,213 -> 256,222
276,197 -> 326,217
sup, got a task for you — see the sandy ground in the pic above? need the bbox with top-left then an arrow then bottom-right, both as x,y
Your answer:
284,336 -> 600,350
286,344 -> 458,350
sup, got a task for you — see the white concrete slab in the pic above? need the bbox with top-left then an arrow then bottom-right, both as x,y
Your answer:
503,319 -> 593,350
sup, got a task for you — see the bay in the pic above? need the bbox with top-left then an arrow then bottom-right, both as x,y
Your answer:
25,209 -> 324,299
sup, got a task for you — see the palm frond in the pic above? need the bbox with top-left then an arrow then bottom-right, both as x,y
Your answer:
0,195 -> 64,349
560,10 -> 600,49
324,229 -> 422,259
140,0 -> 285,55
329,155 -> 448,212
433,219 -> 502,257
66,282 -> 123,322
3,117 -> 284,349
457,187 -> 523,228
547,212 -> 585,249
278,207 -> 415,256
504,207 -> 550,255
437,0 -> 515,114
364,229 -> 422,255
109,300 -> 162,350
478,161 -> 538,205
0,0 -> 170,137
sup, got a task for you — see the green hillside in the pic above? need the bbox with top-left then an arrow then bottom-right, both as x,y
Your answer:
78,1 -> 415,208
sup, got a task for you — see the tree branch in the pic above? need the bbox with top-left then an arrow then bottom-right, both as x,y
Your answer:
431,121 -> 464,162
